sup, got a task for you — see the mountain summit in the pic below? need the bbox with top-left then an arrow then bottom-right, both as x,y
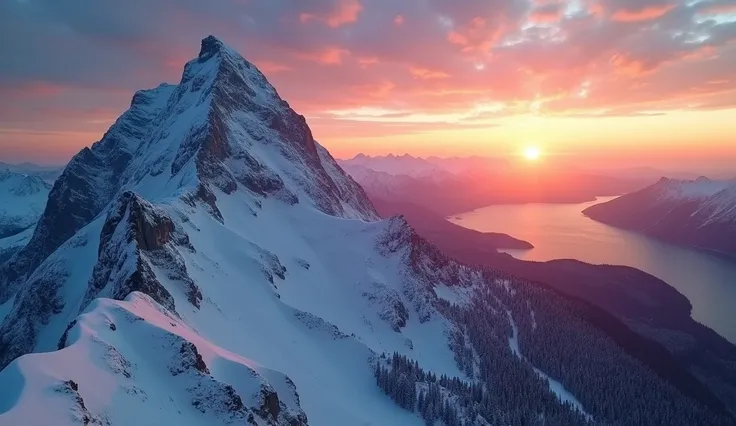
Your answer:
0,37 -> 731,426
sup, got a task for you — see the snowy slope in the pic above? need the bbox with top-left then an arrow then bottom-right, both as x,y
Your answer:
584,177 -> 736,254
0,36 -> 730,426
0,170 -> 51,239
0,227 -> 34,266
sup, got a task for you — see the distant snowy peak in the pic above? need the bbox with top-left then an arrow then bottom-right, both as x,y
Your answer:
0,170 -> 50,196
0,162 -> 63,184
654,176 -> 733,201
0,170 -> 51,239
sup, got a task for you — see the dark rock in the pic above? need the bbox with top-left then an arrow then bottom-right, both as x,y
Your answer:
257,386 -> 280,420
223,384 -> 245,413
173,342 -> 210,376
58,320 -> 78,350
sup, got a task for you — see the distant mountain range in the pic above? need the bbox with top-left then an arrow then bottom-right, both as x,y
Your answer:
340,154 -> 653,216
0,162 -> 64,184
584,177 -> 736,256
340,154 -> 505,180
0,170 -> 50,239
0,164 -> 60,261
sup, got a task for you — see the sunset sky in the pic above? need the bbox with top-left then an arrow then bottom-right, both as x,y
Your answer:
1,0 -> 734,173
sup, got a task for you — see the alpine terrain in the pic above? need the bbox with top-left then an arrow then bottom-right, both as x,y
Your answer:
584,177 -> 736,256
0,170 -> 52,263
0,37 -> 733,426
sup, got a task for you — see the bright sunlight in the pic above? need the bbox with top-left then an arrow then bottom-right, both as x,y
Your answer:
524,146 -> 541,161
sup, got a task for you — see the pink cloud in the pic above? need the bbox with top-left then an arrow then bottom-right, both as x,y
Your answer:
300,0 -> 362,28
699,3 -> 736,15
357,56 -> 379,68
253,60 -> 291,74
529,3 -> 565,23
611,5 -> 676,22
297,47 -> 351,65
3,0 -> 736,163
447,17 -> 508,54
409,67 -> 451,79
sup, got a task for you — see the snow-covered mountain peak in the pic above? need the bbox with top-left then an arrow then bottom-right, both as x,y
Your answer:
0,170 -> 51,240
654,176 -> 731,201
120,35 -> 376,221
0,170 -> 50,197
0,36 -> 377,303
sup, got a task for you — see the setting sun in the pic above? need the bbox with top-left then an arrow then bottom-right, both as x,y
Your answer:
524,146 -> 541,161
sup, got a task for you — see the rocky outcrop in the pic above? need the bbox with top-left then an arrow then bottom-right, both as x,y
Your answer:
83,191 -> 201,311
54,380 -> 110,425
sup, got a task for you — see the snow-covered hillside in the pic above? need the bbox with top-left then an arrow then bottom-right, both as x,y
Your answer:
584,177 -> 736,255
0,170 -> 51,239
0,162 -> 64,184
0,37 -> 731,426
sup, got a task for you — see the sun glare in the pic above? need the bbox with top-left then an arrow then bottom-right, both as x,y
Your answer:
524,146 -> 541,161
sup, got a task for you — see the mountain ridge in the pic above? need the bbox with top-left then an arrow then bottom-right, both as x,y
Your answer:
584,177 -> 736,256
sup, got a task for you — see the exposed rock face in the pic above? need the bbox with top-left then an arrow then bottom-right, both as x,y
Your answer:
83,191 -> 201,311
584,177 -> 736,255
54,380 -> 110,425
166,35 -> 377,221
258,386 -> 281,420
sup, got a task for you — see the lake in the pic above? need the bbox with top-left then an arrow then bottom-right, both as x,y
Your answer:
449,197 -> 736,343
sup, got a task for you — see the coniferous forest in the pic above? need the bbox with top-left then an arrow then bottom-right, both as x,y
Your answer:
375,269 -> 733,426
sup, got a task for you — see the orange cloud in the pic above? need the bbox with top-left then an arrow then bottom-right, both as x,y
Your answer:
300,0 -> 362,28
610,53 -> 655,75
409,67 -> 451,79
611,5 -> 675,22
